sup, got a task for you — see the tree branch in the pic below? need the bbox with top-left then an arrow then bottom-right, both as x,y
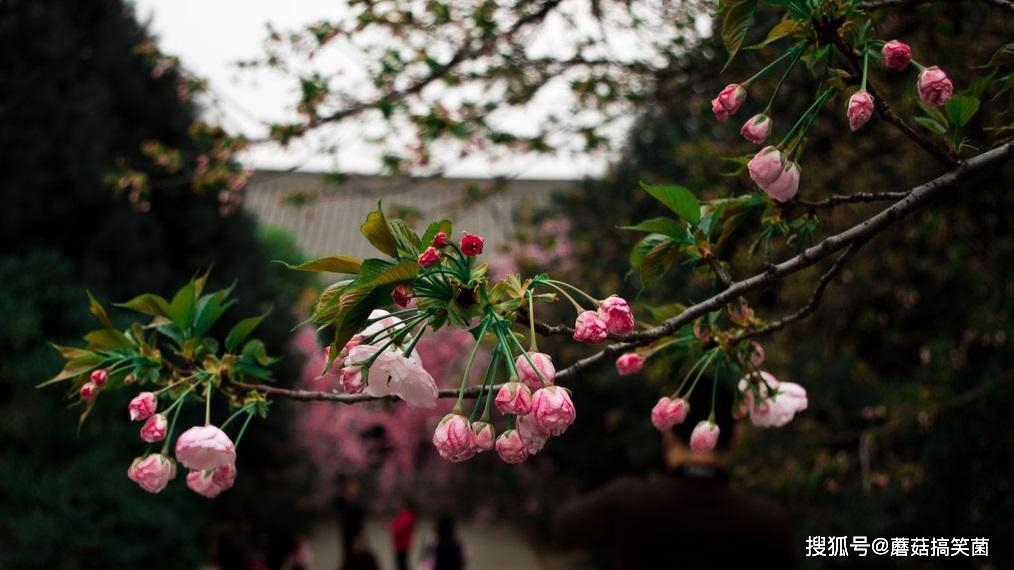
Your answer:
555,142 -> 1013,379
798,191 -> 911,208
733,240 -> 865,342
860,0 -> 1014,15
231,142 -> 1013,399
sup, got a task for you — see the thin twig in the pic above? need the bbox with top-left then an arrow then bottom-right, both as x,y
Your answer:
798,191 -> 910,208
734,240 -> 865,342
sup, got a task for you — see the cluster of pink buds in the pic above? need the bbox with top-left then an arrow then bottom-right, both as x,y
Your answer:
79,369 -> 109,403
417,231 -> 484,269
124,390 -> 240,497
880,40 -> 952,107
573,295 -> 635,344
747,146 -> 800,203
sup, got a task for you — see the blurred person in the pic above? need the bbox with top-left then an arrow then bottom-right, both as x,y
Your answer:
389,497 -> 418,570
333,477 -> 367,561
419,515 -> 465,570
340,534 -> 379,570
554,381 -> 796,569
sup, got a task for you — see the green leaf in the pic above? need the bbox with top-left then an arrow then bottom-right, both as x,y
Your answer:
420,219 -> 452,251
361,261 -> 419,288
983,43 -> 1014,68
360,204 -> 398,258
641,239 -> 680,286
226,311 -> 270,352
86,291 -> 114,328
328,288 -> 385,369
38,353 -> 105,387
168,279 -> 198,331
748,18 -> 803,50
84,328 -> 134,350
620,217 -> 689,240
280,255 -> 364,274
388,219 -> 422,260
915,116 -> 948,135
720,0 -> 758,66
116,293 -> 172,319
629,233 -> 673,277
640,182 -> 701,224
943,95 -> 980,128
193,282 -> 238,338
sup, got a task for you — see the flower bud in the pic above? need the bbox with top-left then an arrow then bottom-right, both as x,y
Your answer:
187,469 -> 227,498
140,413 -> 168,443
79,382 -> 99,402
175,425 -> 237,471
597,295 -> 635,334
129,392 -> 158,421
392,283 -> 413,308
615,353 -> 645,376
432,413 -> 475,462
689,420 -> 721,452
740,113 -> 772,144
90,369 -> 109,387
417,246 -> 441,268
881,40 -> 912,71
917,66 -> 953,107
763,160 -> 801,203
747,146 -> 784,188
495,430 -> 530,464
847,91 -> 875,131
127,454 -> 176,494
651,397 -> 689,431
515,352 -> 556,390
432,231 -> 450,248
711,83 -> 747,121
338,365 -> 366,394
459,232 -> 484,256
495,381 -> 533,415
211,463 -> 237,491
516,414 -> 549,454
573,311 -> 608,344
471,421 -> 495,453
530,386 -> 577,436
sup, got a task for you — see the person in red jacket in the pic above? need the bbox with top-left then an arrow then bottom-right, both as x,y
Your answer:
389,498 -> 417,570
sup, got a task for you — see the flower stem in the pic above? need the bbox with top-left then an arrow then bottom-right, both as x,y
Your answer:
204,380 -> 212,425
764,47 -> 805,113
546,279 -> 600,306
454,318 -> 491,413
160,390 -> 189,454
502,324 -> 551,387
540,281 -> 584,314
233,409 -> 256,447
860,48 -> 870,91
745,42 -> 808,86
526,290 -> 538,352
679,349 -> 719,397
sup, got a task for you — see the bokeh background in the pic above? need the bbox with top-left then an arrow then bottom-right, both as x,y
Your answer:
1,1 -> 1011,569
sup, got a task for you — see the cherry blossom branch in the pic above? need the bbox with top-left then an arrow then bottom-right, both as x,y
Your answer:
824,29 -> 960,168
555,141 -> 1013,379
230,143 -> 1012,401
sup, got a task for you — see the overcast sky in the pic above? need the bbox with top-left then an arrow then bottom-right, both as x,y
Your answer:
131,0 -> 610,179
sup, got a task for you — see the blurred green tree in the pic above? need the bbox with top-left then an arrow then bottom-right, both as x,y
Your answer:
0,1 -> 313,567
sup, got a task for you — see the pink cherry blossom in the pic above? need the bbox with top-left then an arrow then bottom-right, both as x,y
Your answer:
881,40 -> 912,71
597,295 -> 635,334
472,421 -> 495,452
127,454 -> 176,494
711,83 -> 747,120
360,309 -> 406,341
762,160 -> 801,203
79,382 -> 99,402
140,413 -> 168,443
573,310 -> 608,344
689,421 -> 720,452
417,246 -> 441,268
495,430 -> 530,464
747,146 -> 784,188
516,414 -> 550,454
175,425 -> 236,471
530,386 -> 577,436
495,381 -> 533,415
90,369 -> 109,387
615,353 -> 645,376
128,392 -> 158,421
515,352 -> 556,390
460,232 -> 485,256
917,66 -> 953,107
432,414 -> 475,462
740,113 -> 772,144
211,463 -> 237,491
740,372 -> 808,427
847,91 -> 875,131
359,345 -> 438,408
651,397 -> 689,431
187,469 -> 226,498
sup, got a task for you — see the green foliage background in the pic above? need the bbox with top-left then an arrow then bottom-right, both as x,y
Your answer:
0,1 -> 312,567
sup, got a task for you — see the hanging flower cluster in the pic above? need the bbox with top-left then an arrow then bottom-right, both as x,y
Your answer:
41,276 -> 272,495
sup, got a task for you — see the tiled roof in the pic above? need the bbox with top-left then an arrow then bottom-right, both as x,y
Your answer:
242,170 -> 575,261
